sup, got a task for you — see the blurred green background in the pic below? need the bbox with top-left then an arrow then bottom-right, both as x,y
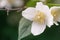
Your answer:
0,0 -> 60,40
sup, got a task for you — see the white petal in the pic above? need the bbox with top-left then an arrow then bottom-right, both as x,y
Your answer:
56,12 -> 60,22
12,0 -> 24,7
22,7 -> 37,21
2,0 -> 12,9
46,13 -> 53,27
36,2 -> 50,13
0,0 -> 6,8
44,7 -> 53,27
50,6 -> 60,15
50,6 -> 60,12
31,22 -> 46,36
5,2 -> 12,9
57,16 -> 60,22
54,21 -> 59,26
36,2 -> 43,10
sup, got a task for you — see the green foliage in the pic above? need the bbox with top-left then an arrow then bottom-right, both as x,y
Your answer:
25,0 -> 39,7
50,0 -> 60,4
18,18 -> 32,40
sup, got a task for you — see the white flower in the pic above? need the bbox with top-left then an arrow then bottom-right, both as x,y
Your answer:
0,0 -> 24,9
0,0 -> 7,8
22,2 -> 53,36
8,0 -> 24,7
50,6 -> 60,25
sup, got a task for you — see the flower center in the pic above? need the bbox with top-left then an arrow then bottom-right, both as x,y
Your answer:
33,11 -> 45,24
51,10 -> 58,21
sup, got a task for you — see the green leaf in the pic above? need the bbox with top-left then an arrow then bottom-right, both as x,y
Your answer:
47,3 -> 60,7
18,17 -> 32,40
51,0 -> 60,4
26,0 -> 39,7
47,0 -> 60,4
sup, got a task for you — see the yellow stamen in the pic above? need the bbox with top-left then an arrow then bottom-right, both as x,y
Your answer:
33,11 -> 45,24
51,10 -> 58,21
